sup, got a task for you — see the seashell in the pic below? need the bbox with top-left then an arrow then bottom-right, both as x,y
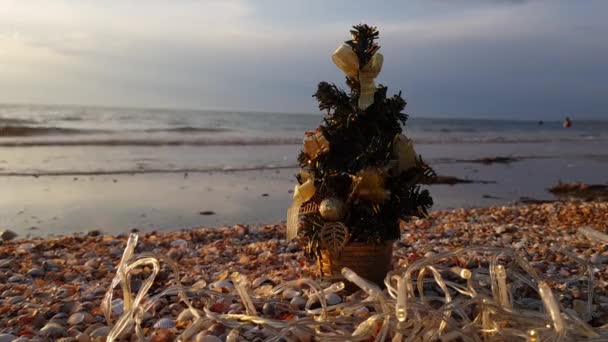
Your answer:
153,317 -> 176,329
84,260 -> 98,268
252,276 -> 274,288
209,280 -> 233,293
75,332 -> 91,342
50,312 -> 68,322
41,322 -> 68,337
177,308 -> 202,321
74,301 -> 95,312
67,312 -> 92,325
195,333 -> 222,342
8,295 -> 25,304
89,325 -> 110,339
262,303 -> 276,316
191,280 -> 208,289
170,239 -> 188,247
83,323 -> 105,336
8,275 -> 24,283
290,296 -> 306,309
111,298 -> 124,316
325,293 -> 342,305
28,267 -> 45,277
207,323 -> 225,336
281,288 -> 300,300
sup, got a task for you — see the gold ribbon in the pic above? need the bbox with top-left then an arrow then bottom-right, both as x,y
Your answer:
332,43 -> 384,110
286,174 -> 316,241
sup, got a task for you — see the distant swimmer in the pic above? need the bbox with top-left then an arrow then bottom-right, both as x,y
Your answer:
538,120 -> 544,125
563,117 -> 572,128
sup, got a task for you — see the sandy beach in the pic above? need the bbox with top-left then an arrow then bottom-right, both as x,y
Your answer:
0,200 -> 606,340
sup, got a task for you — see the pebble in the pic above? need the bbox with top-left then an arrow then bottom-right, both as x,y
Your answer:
170,239 -> 188,248
89,326 -> 110,339
290,296 -> 306,308
0,201 -> 605,339
281,289 -> 300,300
40,322 -> 67,337
154,317 -> 176,329
195,334 -> 222,342
325,293 -> 342,305
590,254 -> 608,264
262,303 -> 276,316
28,267 -> 45,277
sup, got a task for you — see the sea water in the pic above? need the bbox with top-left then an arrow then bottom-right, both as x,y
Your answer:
1,104 -> 607,236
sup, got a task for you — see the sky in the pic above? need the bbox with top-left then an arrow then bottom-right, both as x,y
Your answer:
0,0 -> 606,119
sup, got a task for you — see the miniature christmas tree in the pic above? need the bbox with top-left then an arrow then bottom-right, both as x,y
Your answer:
287,24 -> 434,262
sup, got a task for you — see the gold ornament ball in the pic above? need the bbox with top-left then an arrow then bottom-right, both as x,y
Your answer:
319,197 -> 346,221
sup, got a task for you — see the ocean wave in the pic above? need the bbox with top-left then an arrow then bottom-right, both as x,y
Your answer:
0,125 -> 96,137
0,127 -> 607,146
0,136 -> 303,147
143,126 -> 232,133
0,117 -> 39,125
0,164 -> 299,177
0,124 -> 234,137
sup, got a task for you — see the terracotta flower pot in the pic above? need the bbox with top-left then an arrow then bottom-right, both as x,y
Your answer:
319,241 -> 394,291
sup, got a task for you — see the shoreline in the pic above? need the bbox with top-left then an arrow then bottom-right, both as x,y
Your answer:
0,200 -> 607,339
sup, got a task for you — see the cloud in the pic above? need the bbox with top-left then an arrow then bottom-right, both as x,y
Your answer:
0,0 -> 606,118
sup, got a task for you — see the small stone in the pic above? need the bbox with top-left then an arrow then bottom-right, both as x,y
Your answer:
210,280 -> 234,292
258,251 -> 272,260
573,299 -> 588,317
153,317 -> 176,329
239,255 -> 251,264
195,333 -> 222,342
0,230 -> 17,241
252,276 -> 273,288
67,312 -> 87,325
291,328 -> 312,342
8,295 -> 25,304
424,251 -> 436,258
325,293 -> 342,305
281,289 -> 300,300
8,275 -> 24,283
16,243 -> 35,253
41,322 -> 67,338
207,323 -> 225,336
89,326 -> 111,339
170,239 -> 188,248
84,260 -> 98,268
353,306 -> 370,318
559,269 -> 571,277
262,303 -> 276,316
290,296 -> 306,308
494,226 -> 507,234
590,254 -> 608,264
28,268 -> 45,277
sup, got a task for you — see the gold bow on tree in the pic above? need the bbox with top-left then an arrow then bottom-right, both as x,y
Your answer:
286,172 -> 316,241
332,43 -> 384,110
